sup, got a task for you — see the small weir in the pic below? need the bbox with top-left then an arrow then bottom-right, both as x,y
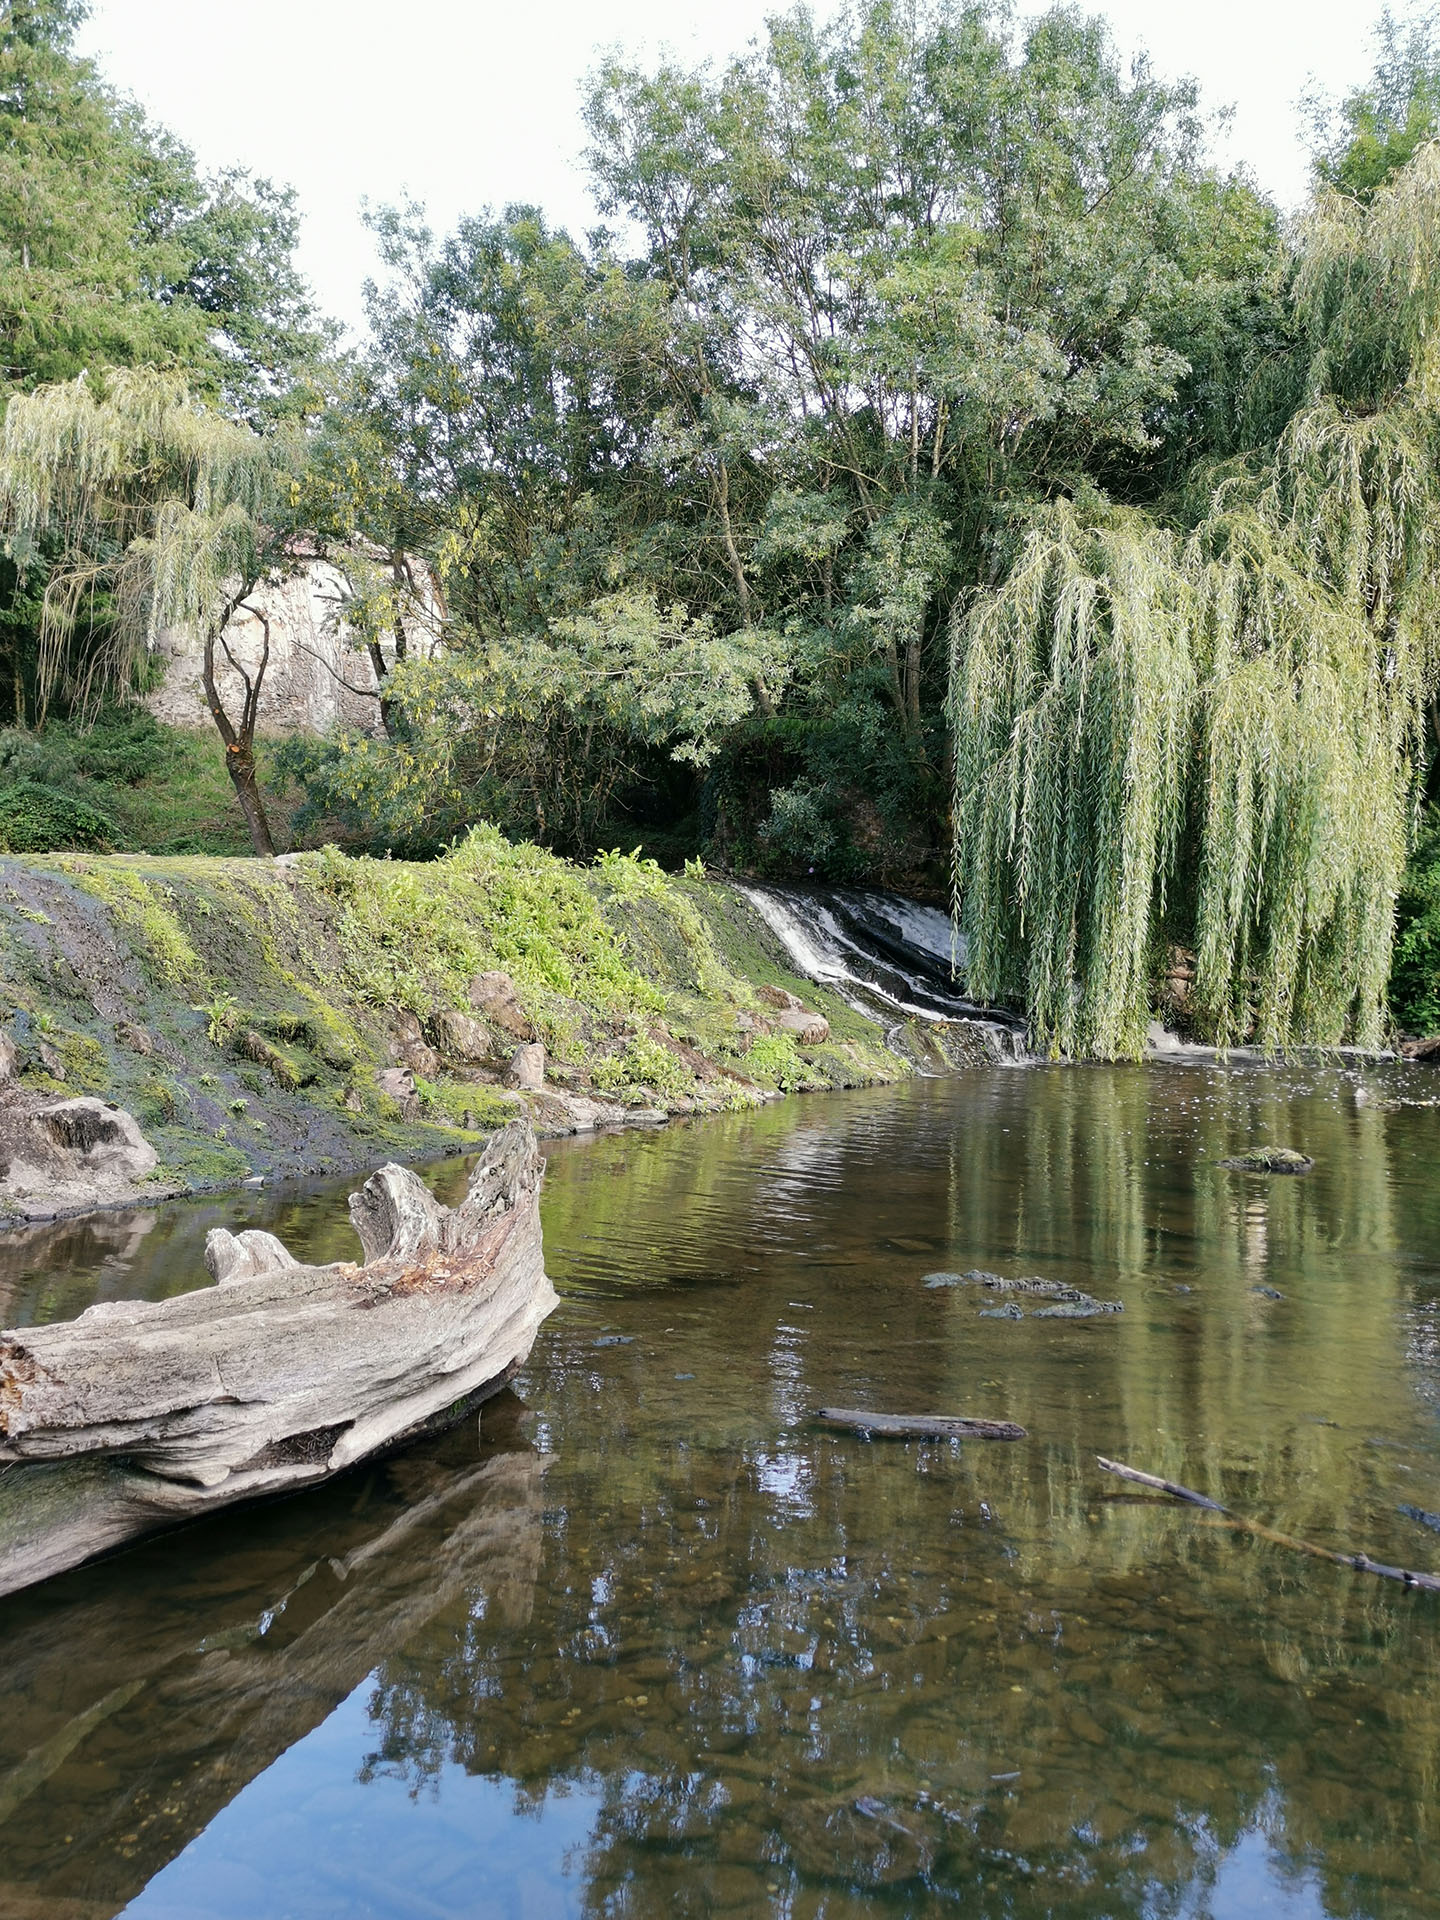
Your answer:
740,882 -> 1026,1058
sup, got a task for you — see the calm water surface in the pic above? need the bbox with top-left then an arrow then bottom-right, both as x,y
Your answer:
2,1062 -> 1439,1919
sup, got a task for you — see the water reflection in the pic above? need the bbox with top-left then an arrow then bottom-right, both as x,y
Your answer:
2,1064 -> 1440,1917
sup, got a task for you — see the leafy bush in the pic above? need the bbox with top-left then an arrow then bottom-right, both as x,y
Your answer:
0,779 -> 117,852
1391,809 -> 1440,1035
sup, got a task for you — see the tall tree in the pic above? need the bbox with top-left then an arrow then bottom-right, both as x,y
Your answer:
0,368 -> 301,852
951,144 -> 1440,1055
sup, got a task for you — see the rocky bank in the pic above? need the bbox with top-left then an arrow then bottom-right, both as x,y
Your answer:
0,830 -> 992,1224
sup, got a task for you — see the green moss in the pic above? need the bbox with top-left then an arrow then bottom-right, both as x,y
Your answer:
67,864 -> 205,986
48,1029 -> 109,1092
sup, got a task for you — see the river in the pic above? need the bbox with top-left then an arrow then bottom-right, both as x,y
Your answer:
2,1059 -> 1439,1918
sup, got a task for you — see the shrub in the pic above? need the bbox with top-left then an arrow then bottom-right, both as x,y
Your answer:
0,779 -> 117,852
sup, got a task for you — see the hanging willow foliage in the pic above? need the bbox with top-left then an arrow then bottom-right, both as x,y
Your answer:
0,367 -> 278,716
951,146 -> 1440,1058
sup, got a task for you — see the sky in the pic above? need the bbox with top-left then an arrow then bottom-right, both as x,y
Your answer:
77,0 -> 1383,338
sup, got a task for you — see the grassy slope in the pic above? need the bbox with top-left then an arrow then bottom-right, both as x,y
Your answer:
0,829 -> 985,1219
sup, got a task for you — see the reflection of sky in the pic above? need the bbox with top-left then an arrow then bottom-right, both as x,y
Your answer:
121,1680 -> 602,1920
120,1677 -> 1335,1920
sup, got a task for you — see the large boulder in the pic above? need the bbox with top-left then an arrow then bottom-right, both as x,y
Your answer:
757,984 -> 804,1011
374,1066 -> 421,1117
388,1011 -> 441,1079
433,1009 -> 493,1063
0,1094 -> 159,1218
468,971 -> 534,1039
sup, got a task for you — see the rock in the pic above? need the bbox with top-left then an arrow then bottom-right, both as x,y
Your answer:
145,555 -> 441,741
757,985 -> 804,1011
504,1043 -> 546,1091
0,1031 -> 15,1084
387,1010 -> 441,1079
115,1021 -> 154,1056
237,1029 -> 315,1091
0,1093 -> 158,1217
433,1008 -> 493,1063
375,1066 -> 420,1116
1220,1146 -> 1314,1175
527,1089 -> 624,1133
467,971 -> 534,1039
777,1007 -> 830,1044
204,1228 -> 300,1286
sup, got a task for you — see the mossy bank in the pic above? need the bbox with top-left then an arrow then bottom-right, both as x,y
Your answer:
0,829 -> 991,1223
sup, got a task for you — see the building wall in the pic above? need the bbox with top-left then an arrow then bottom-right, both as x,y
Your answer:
145,559 -> 438,738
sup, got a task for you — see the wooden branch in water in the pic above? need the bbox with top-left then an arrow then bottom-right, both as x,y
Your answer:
1095,1456 -> 1225,1509
818,1408 -> 1027,1441
1097,1456 -> 1440,1593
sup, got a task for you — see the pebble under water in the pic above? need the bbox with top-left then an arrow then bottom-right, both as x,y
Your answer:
2,1060 -> 1439,1918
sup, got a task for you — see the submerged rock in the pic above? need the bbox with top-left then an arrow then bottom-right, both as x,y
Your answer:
1220,1146 -> 1314,1175
1400,1502 -> 1440,1534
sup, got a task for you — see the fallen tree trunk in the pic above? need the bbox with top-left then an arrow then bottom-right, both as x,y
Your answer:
1097,1456 -> 1440,1593
818,1408 -> 1027,1441
0,1119 -> 558,1597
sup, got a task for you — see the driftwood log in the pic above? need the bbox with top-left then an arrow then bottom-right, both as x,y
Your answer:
0,1119 -> 558,1597
1098,1456 -> 1440,1593
818,1408 -> 1027,1441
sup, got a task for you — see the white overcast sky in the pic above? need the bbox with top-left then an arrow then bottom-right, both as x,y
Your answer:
78,0 -> 1382,338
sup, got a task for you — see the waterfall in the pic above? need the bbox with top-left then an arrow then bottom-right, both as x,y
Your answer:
739,884 -> 1026,1062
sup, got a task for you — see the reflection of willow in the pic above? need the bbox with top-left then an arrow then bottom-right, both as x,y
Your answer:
0,1404 -> 542,1920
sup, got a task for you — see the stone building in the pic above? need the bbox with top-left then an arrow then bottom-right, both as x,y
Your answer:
145,555 -> 441,739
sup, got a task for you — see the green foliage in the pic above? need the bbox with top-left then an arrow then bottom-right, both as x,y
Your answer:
0,705 -> 269,854
313,1 -> 1277,882
743,1032 -> 808,1091
0,1 -> 330,409
952,148 -> 1440,1056
0,775 -> 115,851
1311,8 -> 1440,200
1390,807 -> 1440,1034
589,1034 -> 692,1102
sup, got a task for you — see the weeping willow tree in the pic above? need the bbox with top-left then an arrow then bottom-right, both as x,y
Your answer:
0,367 -> 290,853
951,144 -> 1440,1057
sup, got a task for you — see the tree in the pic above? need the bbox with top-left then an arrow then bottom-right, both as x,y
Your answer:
0,367 -> 299,852
950,145 -> 1440,1055
335,2 -> 1278,877
0,0 -> 330,408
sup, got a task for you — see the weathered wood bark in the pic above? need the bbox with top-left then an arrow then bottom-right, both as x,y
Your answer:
1097,1456 -> 1440,1593
818,1408 -> 1027,1441
0,1119 -> 558,1597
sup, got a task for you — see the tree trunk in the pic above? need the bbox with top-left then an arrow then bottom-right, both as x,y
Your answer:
201,598 -> 279,858
222,743 -> 277,858
0,1119 -> 557,1598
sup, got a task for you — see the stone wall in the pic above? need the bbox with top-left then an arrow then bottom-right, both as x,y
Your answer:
145,559 -> 440,739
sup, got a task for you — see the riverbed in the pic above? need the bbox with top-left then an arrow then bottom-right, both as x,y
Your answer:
2,1060 -> 1439,1918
